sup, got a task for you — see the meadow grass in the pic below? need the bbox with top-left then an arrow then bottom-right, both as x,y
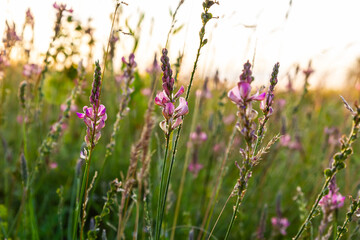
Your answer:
1,1 -> 360,240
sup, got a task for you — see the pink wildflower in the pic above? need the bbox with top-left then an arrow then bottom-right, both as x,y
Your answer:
271,217 -> 290,235
319,178 -> 345,213
155,48 -> 188,134
77,61 -> 107,148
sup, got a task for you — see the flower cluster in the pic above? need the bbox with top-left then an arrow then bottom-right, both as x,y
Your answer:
228,61 -> 266,109
319,178 -> 345,213
77,61 -> 107,148
260,63 -> 279,118
3,21 -> 21,49
188,126 -> 207,176
155,48 -> 188,134
53,2 -> 73,13
25,9 -> 35,27
23,63 -> 42,79
116,53 -> 137,86
271,217 -> 290,235
228,61 -> 266,144
53,2 -> 73,38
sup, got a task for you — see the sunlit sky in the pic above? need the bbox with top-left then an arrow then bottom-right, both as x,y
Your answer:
1,0 -> 360,89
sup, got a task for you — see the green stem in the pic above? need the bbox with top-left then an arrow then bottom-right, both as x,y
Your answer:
223,194 -> 242,240
72,149 -> 92,240
199,125 -> 237,240
170,94 -> 200,240
28,189 -> 39,240
155,132 -> 171,240
293,176 -> 332,240
80,148 -> 94,240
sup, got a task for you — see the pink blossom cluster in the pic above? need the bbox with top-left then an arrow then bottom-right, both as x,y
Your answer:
3,21 -> 21,49
228,61 -> 266,109
155,48 -> 188,134
188,126 -> 207,176
77,61 -> 107,148
77,105 -> 107,147
23,64 -> 42,79
271,217 -> 290,235
53,2 -> 73,13
319,180 -> 345,213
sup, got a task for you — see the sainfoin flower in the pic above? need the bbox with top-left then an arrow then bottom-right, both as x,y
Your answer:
319,178 -> 345,213
77,105 -> 107,147
155,48 -> 188,134
77,61 -> 107,148
228,61 -> 266,115
271,217 -> 290,235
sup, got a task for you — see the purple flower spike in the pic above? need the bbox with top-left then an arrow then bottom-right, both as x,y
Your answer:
77,61 -> 107,148
155,48 -> 189,134
77,105 -> 107,147
319,178 -> 345,213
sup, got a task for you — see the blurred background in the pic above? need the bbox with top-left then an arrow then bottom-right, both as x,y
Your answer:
1,0 -> 360,89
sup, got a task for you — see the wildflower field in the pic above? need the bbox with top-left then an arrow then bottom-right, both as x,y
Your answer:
1,1 -> 360,239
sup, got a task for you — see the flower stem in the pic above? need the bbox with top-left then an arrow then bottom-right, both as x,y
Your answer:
293,176 -> 332,240
199,125 -> 237,240
155,132 -> 171,240
80,148 -> 94,240
224,194 -> 242,240
72,149 -> 92,240
170,93 -> 200,240
335,218 -> 350,240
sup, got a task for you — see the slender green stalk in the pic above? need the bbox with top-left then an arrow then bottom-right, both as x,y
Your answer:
206,193 -> 232,240
156,2 -> 216,239
72,150 -> 92,240
335,197 -> 360,240
224,195 -> 242,240
294,102 -> 360,239
80,149 -> 94,240
68,170 -> 80,239
165,0 -> 185,49
154,131 -> 171,240
28,189 -> 39,240
170,94 -> 200,240
199,125 -> 237,240
293,177 -> 332,240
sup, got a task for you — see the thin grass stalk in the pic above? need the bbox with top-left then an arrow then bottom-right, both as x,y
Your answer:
165,0 -> 185,49
293,177 -> 332,240
207,193 -> 232,239
294,102 -> 360,239
156,2 -> 217,239
68,168 -> 81,239
135,75 -> 157,239
170,94 -> 200,240
99,2 -> 120,101
198,125 -> 237,240
223,193 -> 242,240
117,142 -> 142,239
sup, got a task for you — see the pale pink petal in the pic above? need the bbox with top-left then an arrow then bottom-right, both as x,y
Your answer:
98,104 -> 106,115
172,118 -> 183,129
174,86 -> 185,99
159,120 -> 167,133
174,97 -> 189,118
228,86 -> 241,104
